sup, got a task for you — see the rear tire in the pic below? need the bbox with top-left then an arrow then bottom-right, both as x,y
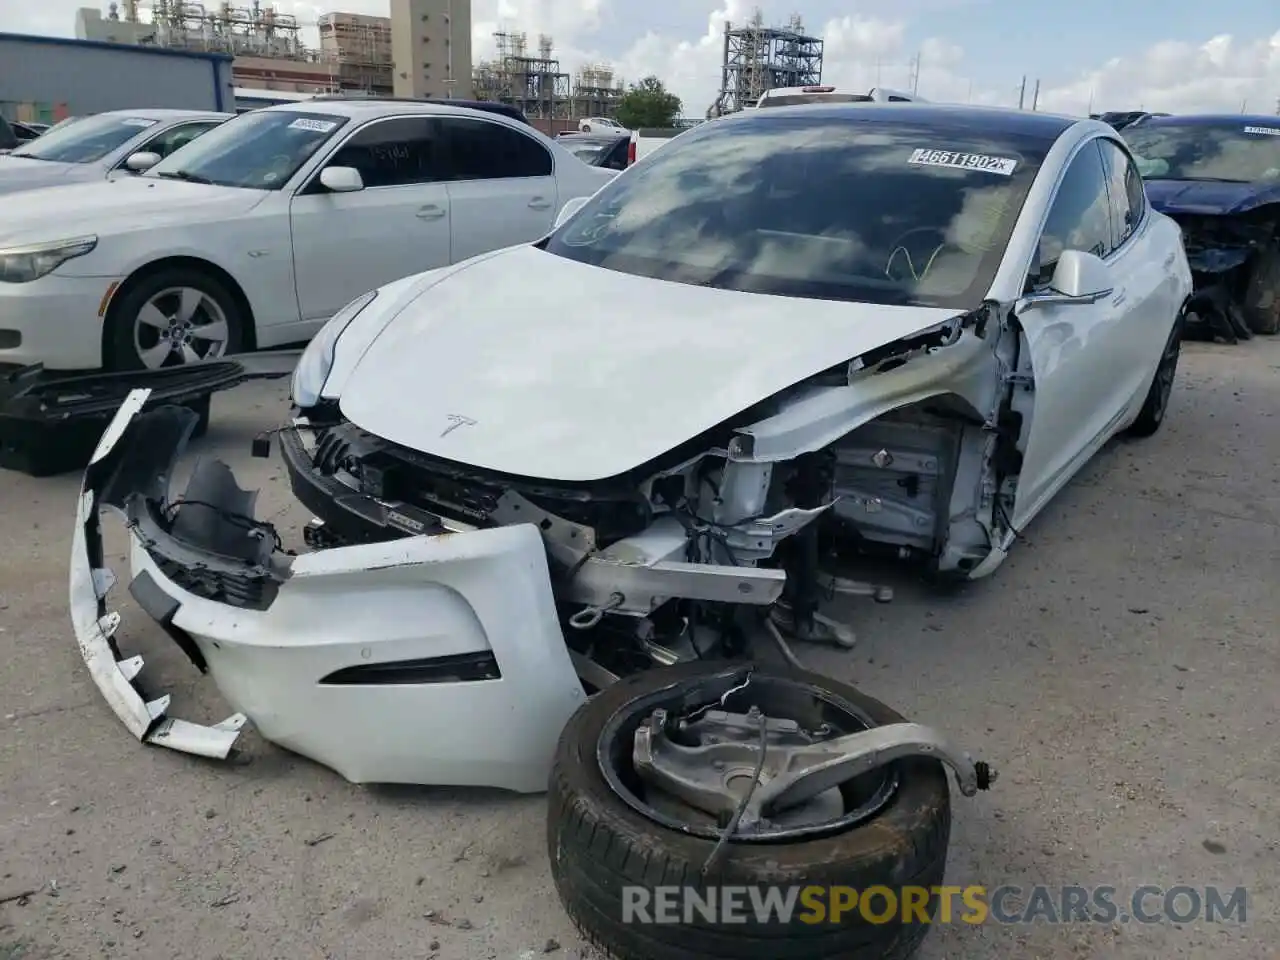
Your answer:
547,661 -> 952,960
1127,308 -> 1184,438
105,267 -> 245,372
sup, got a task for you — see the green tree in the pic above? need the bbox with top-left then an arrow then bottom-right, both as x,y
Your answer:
615,76 -> 683,129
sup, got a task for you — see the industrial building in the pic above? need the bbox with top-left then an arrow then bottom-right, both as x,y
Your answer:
60,3 -> 621,127
472,31 -> 623,126
390,0 -> 472,99
708,9 -> 824,117
0,30 -> 233,122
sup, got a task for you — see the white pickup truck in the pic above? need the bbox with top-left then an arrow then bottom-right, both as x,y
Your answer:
626,126 -> 688,166
754,85 -> 926,107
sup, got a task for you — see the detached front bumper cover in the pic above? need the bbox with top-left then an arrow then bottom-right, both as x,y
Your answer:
71,388 -> 248,758
71,389 -> 587,791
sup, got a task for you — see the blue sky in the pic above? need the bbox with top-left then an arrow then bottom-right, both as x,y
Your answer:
8,0 -> 1279,116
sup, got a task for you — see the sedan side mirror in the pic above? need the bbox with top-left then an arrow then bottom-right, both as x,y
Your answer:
125,151 -> 161,172
555,196 -> 590,228
1018,249 -> 1114,310
320,166 -> 364,193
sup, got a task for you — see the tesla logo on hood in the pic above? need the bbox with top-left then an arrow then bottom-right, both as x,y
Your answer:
440,414 -> 477,437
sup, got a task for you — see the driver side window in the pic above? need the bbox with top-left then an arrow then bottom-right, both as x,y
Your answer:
326,117 -> 441,189
1034,141 -> 1113,287
137,121 -> 221,161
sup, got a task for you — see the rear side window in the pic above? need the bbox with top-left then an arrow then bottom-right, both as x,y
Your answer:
1037,141 -> 1113,281
438,118 -> 553,180
327,117 -> 439,188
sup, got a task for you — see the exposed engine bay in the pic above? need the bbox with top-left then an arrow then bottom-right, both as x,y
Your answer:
1166,207 -> 1280,342
269,307 -> 1026,674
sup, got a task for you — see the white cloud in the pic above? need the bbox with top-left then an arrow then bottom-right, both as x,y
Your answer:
1036,31 -> 1280,115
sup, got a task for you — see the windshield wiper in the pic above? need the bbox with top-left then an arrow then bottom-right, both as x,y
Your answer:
1158,176 -> 1250,183
156,169 -> 215,185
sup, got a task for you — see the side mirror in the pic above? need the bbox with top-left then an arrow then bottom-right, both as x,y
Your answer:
125,151 -> 161,172
1018,249 -> 1113,310
320,166 -> 364,193
554,196 -> 590,228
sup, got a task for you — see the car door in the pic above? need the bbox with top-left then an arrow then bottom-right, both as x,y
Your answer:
437,116 -> 558,262
1011,139 -> 1133,530
1096,137 -> 1180,413
289,115 -> 452,322
107,119 -> 224,178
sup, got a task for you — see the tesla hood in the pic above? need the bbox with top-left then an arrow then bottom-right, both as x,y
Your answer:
337,245 -> 962,482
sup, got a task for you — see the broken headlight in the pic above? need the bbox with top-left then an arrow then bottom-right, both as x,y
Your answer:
290,289 -> 377,408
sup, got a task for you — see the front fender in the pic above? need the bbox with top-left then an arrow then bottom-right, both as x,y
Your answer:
731,332 -> 998,463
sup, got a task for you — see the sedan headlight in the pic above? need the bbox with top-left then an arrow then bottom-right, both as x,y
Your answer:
290,289 -> 377,408
0,235 -> 98,283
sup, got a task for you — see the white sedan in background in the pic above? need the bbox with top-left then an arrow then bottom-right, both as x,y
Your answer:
0,109 -> 229,195
0,99 -> 615,372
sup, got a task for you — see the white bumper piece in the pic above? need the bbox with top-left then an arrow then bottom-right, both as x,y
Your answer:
70,389 -> 586,793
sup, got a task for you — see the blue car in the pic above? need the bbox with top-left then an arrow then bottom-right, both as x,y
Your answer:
1125,114 -> 1280,341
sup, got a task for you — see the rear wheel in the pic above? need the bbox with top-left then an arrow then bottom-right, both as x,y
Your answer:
105,267 -> 244,372
1127,307 -> 1183,438
547,661 -> 952,960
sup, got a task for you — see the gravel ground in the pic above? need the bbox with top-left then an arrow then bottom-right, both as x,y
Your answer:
1,339 -> 1277,960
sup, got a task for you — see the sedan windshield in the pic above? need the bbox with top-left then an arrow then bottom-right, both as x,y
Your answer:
544,114 -> 1048,309
147,110 -> 349,189
11,114 -> 159,163
1124,122 -> 1280,183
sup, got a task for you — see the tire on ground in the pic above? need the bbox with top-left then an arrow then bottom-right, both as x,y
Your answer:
105,265 -> 245,372
546,660 -> 952,960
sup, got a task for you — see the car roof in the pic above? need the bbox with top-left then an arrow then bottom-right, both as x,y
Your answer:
718,101 -> 1078,141
290,97 -> 529,124
100,108 -> 230,120
1133,113 -> 1280,127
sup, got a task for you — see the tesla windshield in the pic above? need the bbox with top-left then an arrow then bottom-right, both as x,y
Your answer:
147,110 -> 349,190
1124,121 -> 1280,183
544,113 -> 1050,309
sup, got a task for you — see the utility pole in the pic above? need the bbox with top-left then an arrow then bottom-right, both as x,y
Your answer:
910,51 -> 921,95
1087,87 -> 1094,115
1017,75 -> 1026,109
1030,78 -> 1040,111
966,79 -> 973,103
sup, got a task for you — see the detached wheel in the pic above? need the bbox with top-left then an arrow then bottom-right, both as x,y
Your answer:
1242,248 -> 1280,334
547,661 -> 951,960
1126,307 -> 1184,438
105,267 -> 244,372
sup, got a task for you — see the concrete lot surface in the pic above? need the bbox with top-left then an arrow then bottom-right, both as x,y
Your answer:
1,339 -> 1277,960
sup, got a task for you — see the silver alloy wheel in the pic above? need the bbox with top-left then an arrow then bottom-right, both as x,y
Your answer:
132,286 -> 230,369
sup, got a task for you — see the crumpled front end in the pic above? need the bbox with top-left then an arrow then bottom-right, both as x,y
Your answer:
1148,190 -> 1280,342
71,389 -> 586,793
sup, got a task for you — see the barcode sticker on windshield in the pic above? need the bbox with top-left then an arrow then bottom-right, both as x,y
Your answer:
120,118 -> 159,127
1243,125 -> 1280,136
908,148 -> 1018,176
289,118 -> 338,133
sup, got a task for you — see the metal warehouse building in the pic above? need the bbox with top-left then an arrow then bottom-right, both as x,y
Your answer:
0,32 -> 234,123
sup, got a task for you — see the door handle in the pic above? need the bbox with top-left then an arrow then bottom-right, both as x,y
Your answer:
416,205 -> 446,220
528,197 -> 552,210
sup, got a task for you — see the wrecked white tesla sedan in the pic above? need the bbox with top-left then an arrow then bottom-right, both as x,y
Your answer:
73,102 -> 1191,956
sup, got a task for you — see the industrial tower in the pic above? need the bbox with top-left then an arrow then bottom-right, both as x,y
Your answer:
708,9 -> 823,118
